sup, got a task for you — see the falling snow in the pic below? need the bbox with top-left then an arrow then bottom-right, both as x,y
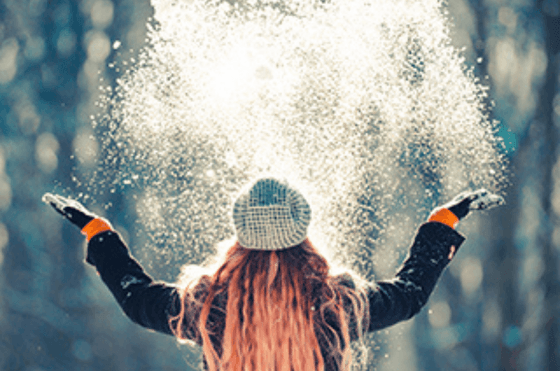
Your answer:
86,0 -> 507,281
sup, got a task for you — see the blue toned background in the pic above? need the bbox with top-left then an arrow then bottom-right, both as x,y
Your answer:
0,0 -> 558,370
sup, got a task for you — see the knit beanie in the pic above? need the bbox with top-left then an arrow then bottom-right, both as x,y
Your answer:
232,177 -> 312,250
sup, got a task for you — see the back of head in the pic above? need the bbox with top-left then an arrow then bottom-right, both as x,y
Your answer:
232,177 -> 312,251
170,177 -> 369,371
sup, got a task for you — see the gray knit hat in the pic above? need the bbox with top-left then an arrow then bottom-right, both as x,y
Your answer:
232,177 -> 312,250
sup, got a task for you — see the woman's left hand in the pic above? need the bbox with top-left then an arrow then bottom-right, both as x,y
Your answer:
42,193 -> 97,230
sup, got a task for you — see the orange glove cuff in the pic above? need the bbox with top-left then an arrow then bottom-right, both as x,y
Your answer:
81,218 -> 112,242
428,208 -> 459,229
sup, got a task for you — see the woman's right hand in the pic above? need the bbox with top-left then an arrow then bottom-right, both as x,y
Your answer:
443,189 -> 505,220
429,189 -> 505,230
427,189 -> 504,258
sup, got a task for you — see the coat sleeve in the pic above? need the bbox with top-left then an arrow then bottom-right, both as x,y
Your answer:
365,221 -> 466,332
86,231 -> 184,337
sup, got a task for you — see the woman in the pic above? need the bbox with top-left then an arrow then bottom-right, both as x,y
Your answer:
43,177 -> 504,371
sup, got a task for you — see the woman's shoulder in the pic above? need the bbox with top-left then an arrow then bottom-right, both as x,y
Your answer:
331,270 -> 374,292
333,272 -> 356,289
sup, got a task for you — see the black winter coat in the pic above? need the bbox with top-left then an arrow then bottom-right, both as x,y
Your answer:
86,222 -> 465,370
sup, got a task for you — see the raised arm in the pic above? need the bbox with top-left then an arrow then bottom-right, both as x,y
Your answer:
42,194 -> 186,338
363,189 -> 504,333
86,230 -> 180,336
365,221 -> 464,332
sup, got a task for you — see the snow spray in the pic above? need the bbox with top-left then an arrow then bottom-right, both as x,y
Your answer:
86,0 -> 506,312
76,0 -> 510,367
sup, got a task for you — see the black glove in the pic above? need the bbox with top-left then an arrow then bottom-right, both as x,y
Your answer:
42,193 -> 97,229
441,189 -> 505,220
43,193 -> 114,266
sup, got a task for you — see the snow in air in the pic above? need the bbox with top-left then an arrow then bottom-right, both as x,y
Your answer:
86,0 -> 507,283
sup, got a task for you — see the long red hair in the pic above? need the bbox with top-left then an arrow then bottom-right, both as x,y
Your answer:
169,237 -> 370,371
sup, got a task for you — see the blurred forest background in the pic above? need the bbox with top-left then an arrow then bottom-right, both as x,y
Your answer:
0,0 -> 559,370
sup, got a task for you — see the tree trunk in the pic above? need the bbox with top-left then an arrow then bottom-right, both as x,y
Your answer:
535,2 -> 560,370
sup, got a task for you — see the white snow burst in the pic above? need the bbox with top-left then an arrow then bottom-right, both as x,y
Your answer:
94,0 -> 507,274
